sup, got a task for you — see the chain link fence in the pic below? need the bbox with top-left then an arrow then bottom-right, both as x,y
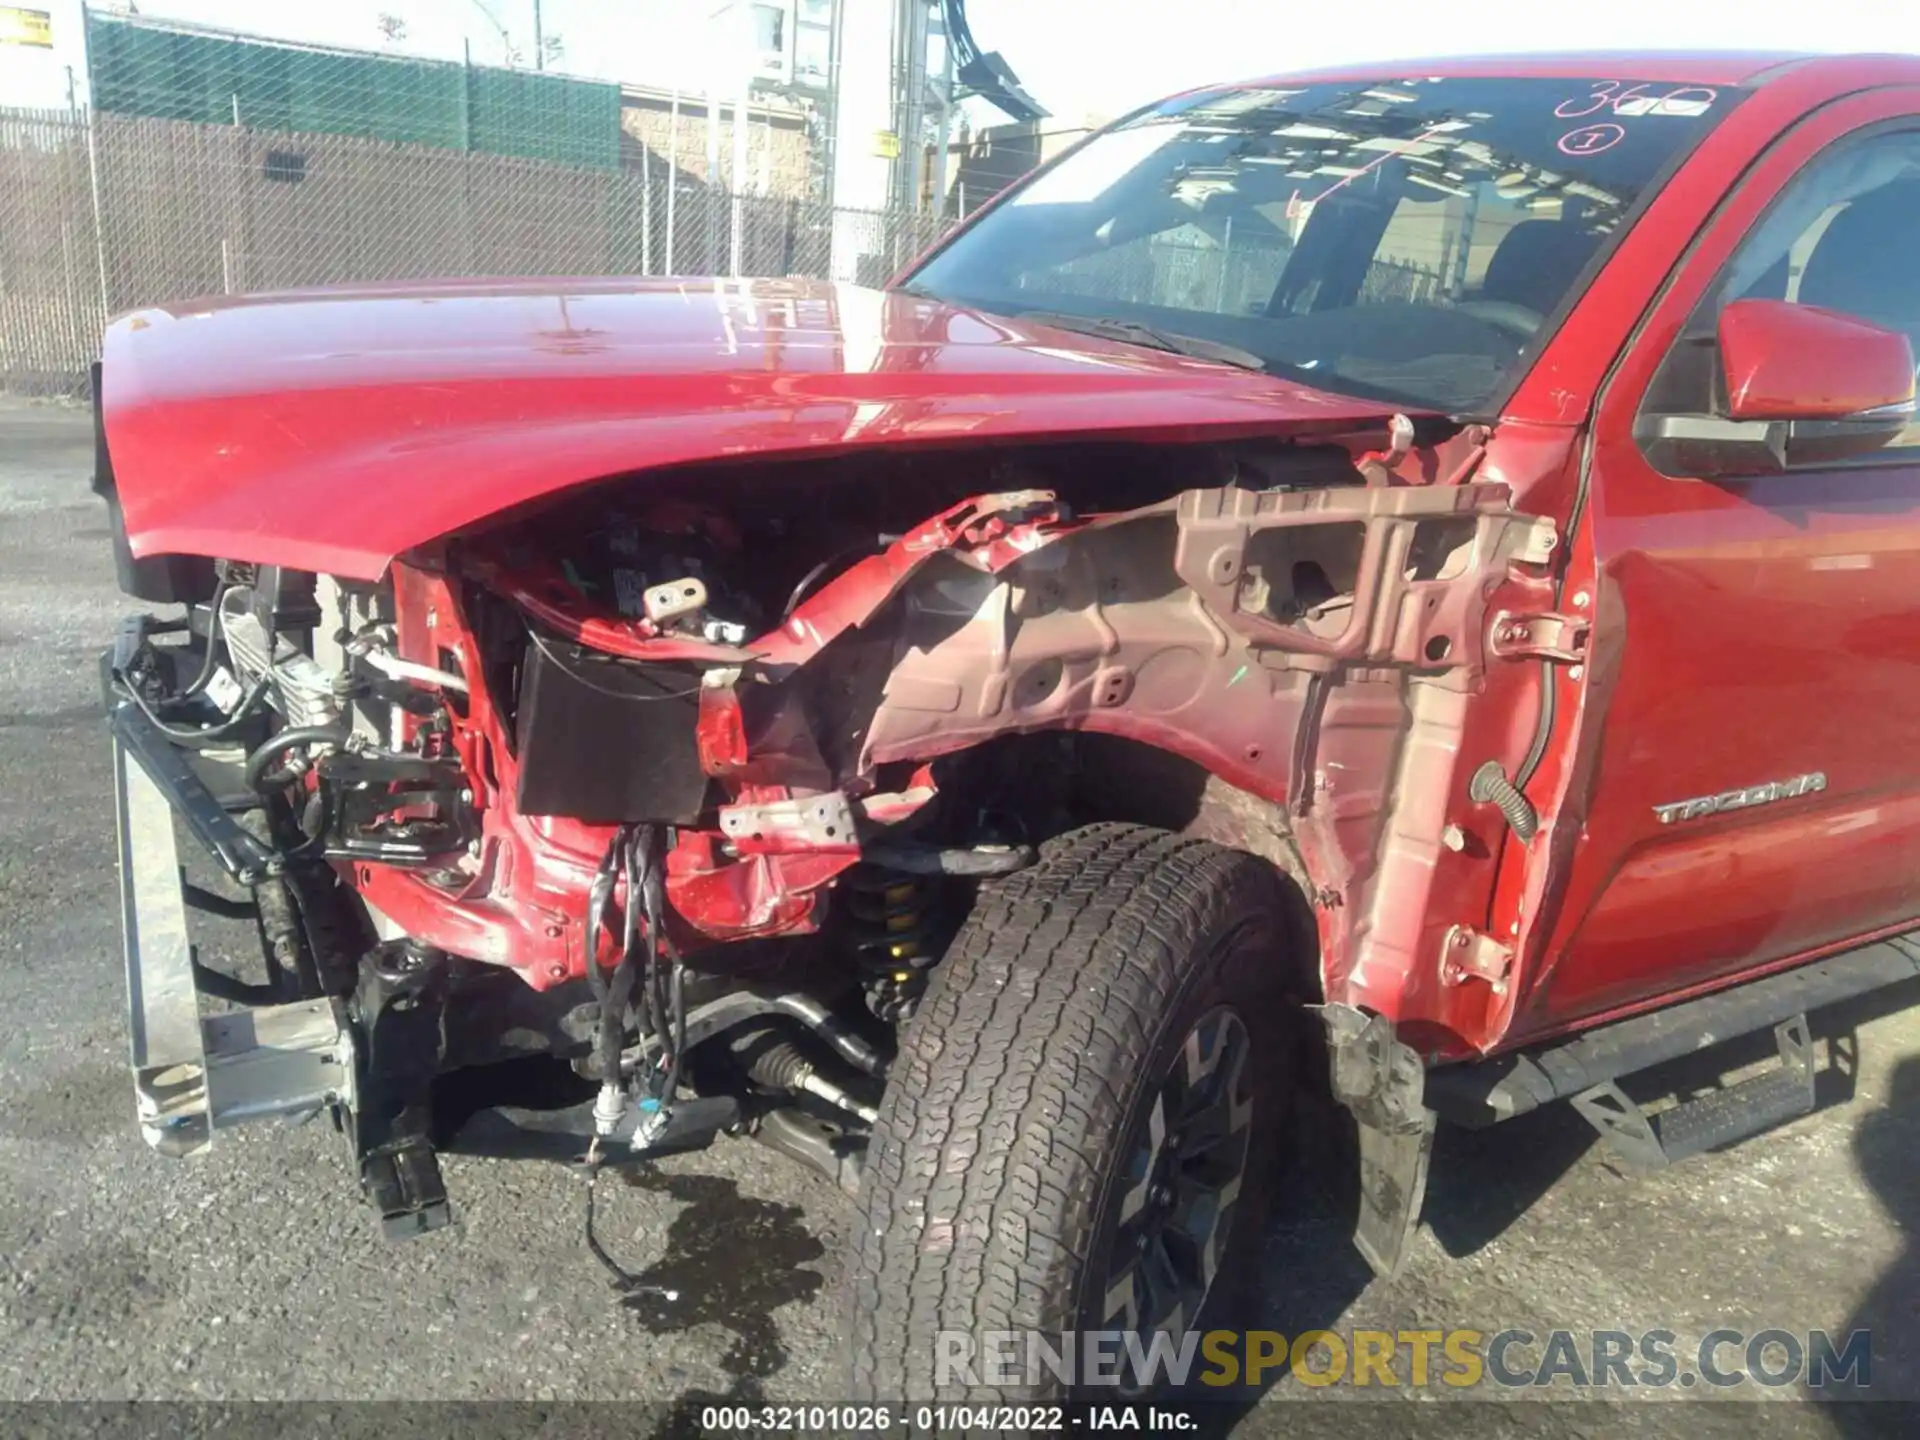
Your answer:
0,109 -> 103,397
0,102 -> 966,399
0,98 -> 1453,402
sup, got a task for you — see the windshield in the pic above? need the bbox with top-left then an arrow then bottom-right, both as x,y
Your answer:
904,76 -> 1741,412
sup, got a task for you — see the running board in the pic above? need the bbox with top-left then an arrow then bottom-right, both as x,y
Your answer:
115,733 -> 355,1156
1569,1015 -> 1816,1170
1425,934 -> 1920,1128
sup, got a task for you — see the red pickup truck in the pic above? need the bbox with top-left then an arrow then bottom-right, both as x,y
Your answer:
95,50 -> 1920,1398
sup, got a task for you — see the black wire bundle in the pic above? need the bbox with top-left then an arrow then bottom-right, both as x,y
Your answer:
113,584 -> 278,747
583,822 -> 686,1116
580,820 -> 690,1302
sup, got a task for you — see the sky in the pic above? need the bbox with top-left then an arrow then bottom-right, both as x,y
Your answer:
3,0 -> 1916,122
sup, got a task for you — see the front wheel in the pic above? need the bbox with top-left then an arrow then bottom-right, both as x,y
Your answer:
840,823 -> 1301,1401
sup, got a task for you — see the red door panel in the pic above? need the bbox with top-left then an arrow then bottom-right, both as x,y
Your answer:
1514,89 -> 1920,1040
1538,474 -> 1920,1022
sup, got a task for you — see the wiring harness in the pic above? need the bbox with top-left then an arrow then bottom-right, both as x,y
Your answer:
580,820 -> 690,1299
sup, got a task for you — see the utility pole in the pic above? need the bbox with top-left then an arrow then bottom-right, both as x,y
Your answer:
828,0 -> 898,281
729,3 -> 751,276
931,3 -> 954,217
898,0 -> 929,213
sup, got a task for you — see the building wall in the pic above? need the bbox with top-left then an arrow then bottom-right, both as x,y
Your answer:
619,92 -> 813,199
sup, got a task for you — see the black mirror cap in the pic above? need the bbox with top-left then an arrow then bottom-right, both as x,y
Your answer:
1636,410 -> 1911,480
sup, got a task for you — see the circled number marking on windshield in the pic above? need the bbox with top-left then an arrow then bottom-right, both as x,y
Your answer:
1556,82 -> 1720,119
1558,123 -> 1626,156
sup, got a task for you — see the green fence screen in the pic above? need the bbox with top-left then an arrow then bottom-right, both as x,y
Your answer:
86,13 -> 620,169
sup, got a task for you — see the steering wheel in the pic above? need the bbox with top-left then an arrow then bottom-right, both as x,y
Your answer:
1451,299 -> 1545,339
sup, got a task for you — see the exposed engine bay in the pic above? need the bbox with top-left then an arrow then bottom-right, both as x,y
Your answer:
105,427 -> 1560,1238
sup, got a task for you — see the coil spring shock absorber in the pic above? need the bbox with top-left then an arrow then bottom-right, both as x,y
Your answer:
845,865 -> 940,1023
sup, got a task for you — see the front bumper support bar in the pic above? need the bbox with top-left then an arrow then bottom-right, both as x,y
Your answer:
114,730 -> 355,1156
108,694 -> 276,885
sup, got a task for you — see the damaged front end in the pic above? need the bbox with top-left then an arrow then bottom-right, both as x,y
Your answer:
105,426 -> 1559,1236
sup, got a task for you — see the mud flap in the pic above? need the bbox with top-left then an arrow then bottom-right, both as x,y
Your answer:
1319,1004 -> 1436,1278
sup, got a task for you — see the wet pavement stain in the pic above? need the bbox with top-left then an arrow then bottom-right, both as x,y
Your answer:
613,1166 -> 826,1438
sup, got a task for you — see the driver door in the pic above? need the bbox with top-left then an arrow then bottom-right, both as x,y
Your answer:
1523,107 -> 1920,1035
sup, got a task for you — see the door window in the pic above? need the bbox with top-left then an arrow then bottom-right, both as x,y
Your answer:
1647,128 -> 1920,451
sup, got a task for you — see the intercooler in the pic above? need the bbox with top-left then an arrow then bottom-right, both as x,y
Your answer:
219,594 -> 341,730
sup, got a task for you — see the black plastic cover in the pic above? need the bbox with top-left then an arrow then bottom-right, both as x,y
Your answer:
513,635 -> 711,824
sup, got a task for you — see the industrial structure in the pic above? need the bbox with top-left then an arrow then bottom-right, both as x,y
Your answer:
707,0 -> 1046,274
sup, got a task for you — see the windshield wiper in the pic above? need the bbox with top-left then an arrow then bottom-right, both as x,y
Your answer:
1011,310 -> 1267,371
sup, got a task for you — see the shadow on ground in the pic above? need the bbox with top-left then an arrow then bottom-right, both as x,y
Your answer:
1830,1053 -> 1920,1434
1201,981 -> 1920,1434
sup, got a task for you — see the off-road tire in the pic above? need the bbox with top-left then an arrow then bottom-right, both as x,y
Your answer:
841,822 -> 1300,1401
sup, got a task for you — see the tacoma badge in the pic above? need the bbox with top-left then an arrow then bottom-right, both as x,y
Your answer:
1652,773 -> 1828,825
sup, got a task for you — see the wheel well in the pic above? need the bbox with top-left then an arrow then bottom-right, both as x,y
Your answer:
936,731 -> 1325,1001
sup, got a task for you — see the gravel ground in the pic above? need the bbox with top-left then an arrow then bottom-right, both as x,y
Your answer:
0,395 -> 1913,1435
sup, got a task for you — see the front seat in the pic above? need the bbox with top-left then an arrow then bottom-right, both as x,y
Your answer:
1478,219 -> 1602,316
1795,180 -> 1920,333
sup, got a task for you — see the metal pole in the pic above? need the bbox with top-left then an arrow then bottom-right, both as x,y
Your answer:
532,0 -> 544,70
460,40 -> 476,272
706,89 -> 721,269
706,90 -> 721,191
60,218 -> 80,363
933,8 -> 954,217
1447,187 -> 1478,299
824,0 -> 845,203
641,133 -> 652,275
78,8 -> 112,326
1214,215 -> 1232,310
666,90 -> 679,274
730,0 -> 751,278
902,0 -> 928,212
730,96 -> 748,277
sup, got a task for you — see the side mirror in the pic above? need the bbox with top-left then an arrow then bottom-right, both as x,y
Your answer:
1640,298 -> 1917,477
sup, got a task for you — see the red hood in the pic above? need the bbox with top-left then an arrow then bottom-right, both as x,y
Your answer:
101,275 -> 1408,580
